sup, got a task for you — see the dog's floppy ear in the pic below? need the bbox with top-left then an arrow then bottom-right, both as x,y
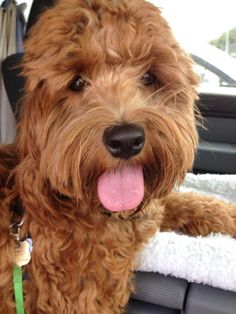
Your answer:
22,0 -> 96,93
22,6 -> 58,92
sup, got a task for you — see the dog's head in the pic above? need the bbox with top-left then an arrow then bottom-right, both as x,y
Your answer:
19,0 -> 199,217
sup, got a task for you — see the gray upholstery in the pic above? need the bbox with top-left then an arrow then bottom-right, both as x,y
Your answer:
133,272 -> 189,309
130,272 -> 236,314
195,141 -> 236,174
128,299 -> 180,314
185,284 -> 236,314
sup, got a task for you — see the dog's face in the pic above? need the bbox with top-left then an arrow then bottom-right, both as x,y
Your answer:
20,0 -> 199,215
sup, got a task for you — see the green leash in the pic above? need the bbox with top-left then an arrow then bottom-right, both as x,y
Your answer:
13,266 -> 25,314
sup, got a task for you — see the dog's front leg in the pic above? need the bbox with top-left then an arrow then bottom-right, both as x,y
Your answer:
24,222 -> 83,314
24,221 -> 131,314
161,192 -> 236,237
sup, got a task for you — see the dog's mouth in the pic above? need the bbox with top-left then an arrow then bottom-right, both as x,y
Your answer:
97,165 -> 144,212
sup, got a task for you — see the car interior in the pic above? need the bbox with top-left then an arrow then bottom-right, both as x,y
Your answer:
1,0 -> 236,313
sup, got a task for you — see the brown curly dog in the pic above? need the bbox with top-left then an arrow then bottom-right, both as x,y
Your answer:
1,0 -> 236,313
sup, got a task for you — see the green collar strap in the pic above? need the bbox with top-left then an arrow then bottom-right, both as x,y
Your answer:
13,266 -> 25,314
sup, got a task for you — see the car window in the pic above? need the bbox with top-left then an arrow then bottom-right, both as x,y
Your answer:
148,0 -> 236,95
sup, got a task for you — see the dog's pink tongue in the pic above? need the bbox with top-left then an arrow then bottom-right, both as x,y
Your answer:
98,165 -> 144,212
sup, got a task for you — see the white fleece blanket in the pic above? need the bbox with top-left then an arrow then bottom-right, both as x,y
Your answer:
137,173 -> 236,292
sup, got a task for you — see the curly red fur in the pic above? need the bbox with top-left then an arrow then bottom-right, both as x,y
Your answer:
0,0 -> 235,313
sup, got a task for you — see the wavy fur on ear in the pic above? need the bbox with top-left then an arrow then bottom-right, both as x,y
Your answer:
0,145 -> 18,313
1,1 -> 235,313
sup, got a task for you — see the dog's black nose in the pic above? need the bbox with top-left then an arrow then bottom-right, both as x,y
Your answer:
103,124 -> 145,159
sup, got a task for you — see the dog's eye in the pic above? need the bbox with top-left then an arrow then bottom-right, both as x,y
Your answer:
141,71 -> 156,86
69,76 -> 88,91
